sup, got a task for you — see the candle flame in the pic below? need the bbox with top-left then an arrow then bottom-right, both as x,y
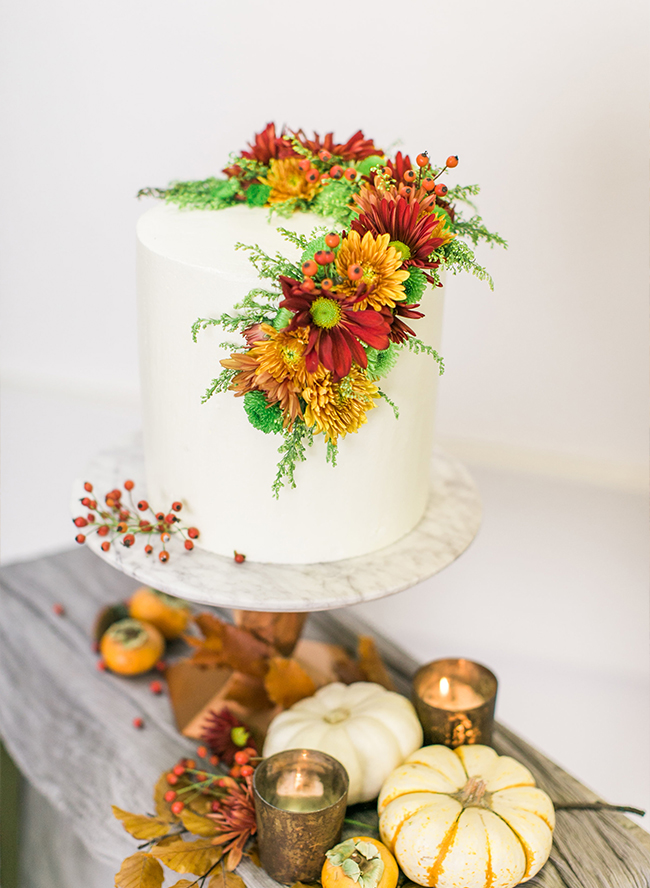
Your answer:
439,677 -> 450,696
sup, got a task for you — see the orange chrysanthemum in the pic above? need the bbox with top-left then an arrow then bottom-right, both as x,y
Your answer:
335,231 -> 408,311
302,367 -> 379,445
220,325 -> 317,427
259,158 -> 321,205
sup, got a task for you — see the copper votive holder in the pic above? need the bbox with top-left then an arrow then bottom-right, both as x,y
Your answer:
412,658 -> 498,748
253,748 -> 349,884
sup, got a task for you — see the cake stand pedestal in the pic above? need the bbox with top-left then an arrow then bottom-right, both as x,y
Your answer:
74,437 -> 482,613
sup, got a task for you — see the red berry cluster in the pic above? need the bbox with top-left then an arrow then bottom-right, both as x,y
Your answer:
297,150 -> 358,188
161,743 -> 259,815
386,151 -> 459,198
299,231 -> 368,291
73,480 -> 200,563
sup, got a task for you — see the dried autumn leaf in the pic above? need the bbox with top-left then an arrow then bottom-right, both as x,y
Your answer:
151,838 -> 222,874
246,844 -> 261,867
115,852 -> 164,888
167,882 -> 196,888
185,613 -> 273,677
153,771 -> 194,822
264,657 -> 317,708
208,867 -> 246,888
357,635 -> 395,691
181,808 -> 218,837
290,882 -> 321,888
112,806 -> 170,840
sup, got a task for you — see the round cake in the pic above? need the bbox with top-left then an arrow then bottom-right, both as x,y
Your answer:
137,203 -> 445,564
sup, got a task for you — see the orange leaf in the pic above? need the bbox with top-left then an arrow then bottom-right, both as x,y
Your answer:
151,838 -> 222,874
167,882 -> 197,888
186,613 -> 273,677
357,635 -> 395,690
264,657 -> 317,709
246,844 -> 261,868
112,806 -> 170,840
115,853 -> 164,888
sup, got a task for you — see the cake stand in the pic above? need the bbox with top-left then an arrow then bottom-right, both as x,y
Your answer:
73,436 -> 482,613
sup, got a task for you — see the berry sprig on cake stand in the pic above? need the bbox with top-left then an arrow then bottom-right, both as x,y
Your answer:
73,480 -> 200,563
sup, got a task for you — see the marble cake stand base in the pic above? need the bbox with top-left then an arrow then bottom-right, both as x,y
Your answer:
73,437 -> 482,612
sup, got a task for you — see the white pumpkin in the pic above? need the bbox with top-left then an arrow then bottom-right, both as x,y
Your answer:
263,682 -> 423,804
378,745 -> 555,888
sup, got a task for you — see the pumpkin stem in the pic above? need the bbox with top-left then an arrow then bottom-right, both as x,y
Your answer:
457,776 -> 490,808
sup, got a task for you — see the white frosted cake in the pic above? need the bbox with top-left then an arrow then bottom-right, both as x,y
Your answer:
136,204 -> 444,564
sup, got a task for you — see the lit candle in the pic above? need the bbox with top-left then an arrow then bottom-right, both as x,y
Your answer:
253,749 -> 349,883
412,659 -> 498,748
422,675 -> 486,711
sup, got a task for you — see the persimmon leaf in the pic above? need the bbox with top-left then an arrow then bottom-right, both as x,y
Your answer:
180,808 -> 218,837
264,657 -> 317,708
151,838 -> 222,874
115,852 -> 164,888
112,806 -> 170,840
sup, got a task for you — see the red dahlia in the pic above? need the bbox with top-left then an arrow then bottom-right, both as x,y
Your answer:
279,276 -> 392,381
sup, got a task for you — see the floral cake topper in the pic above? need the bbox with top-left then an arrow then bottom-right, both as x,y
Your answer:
142,124 -> 506,495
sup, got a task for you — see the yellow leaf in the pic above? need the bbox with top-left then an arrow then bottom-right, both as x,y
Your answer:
357,636 -> 395,691
181,808 -> 218,837
208,868 -> 246,888
115,853 -> 164,888
112,807 -> 170,840
167,882 -> 196,888
151,838 -> 222,874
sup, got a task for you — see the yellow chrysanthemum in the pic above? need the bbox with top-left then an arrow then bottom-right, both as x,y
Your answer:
335,231 -> 409,311
221,325 -> 319,427
259,158 -> 321,205
302,367 -> 379,445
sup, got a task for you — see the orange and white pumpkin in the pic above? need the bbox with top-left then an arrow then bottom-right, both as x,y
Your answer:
378,745 -> 555,888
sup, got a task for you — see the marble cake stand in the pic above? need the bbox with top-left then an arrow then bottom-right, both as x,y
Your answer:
73,437 -> 482,612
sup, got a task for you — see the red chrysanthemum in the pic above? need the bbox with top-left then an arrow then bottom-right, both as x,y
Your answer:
383,302 -> 425,343
201,708 -> 257,765
223,123 -> 297,177
385,150 -> 413,182
351,197 -> 452,282
279,277 -> 392,381
292,129 -> 382,161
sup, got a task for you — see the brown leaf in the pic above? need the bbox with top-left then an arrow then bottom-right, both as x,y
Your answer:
357,635 -> 395,691
151,838 -> 222,874
185,613 -> 274,677
208,867 -> 246,888
245,843 -> 261,867
264,657 -> 317,709
115,852 -> 164,888
112,807 -> 170,841
180,808 -> 218,837
290,882 -> 321,888
167,882 -> 196,888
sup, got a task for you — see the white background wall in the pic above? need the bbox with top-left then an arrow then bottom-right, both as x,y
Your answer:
1,0 -> 649,870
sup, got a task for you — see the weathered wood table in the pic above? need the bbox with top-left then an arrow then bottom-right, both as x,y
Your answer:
1,548 -> 649,888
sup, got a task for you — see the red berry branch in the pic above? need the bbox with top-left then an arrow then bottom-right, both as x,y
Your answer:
73,480 -> 200,563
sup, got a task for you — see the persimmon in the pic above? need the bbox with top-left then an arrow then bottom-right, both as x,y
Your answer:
322,837 -> 398,888
100,618 -> 164,675
128,586 -> 190,639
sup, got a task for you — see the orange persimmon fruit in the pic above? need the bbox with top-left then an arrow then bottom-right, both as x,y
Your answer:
128,586 -> 191,639
100,618 -> 164,675
322,837 -> 398,888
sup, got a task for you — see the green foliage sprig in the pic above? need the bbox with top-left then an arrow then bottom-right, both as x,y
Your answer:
201,367 -> 238,404
451,216 -> 508,249
191,290 -> 280,343
377,389 -> 399,420
403,338 -> 445,374
439,239 -> 495,290
326,441 -> 338,466
139,178 -> 241,210
272,421 -> 314,498
234,242 -> 301,282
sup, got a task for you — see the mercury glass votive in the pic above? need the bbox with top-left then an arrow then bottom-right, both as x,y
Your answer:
412,658 -> 498,748
253,748 -> 349,884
